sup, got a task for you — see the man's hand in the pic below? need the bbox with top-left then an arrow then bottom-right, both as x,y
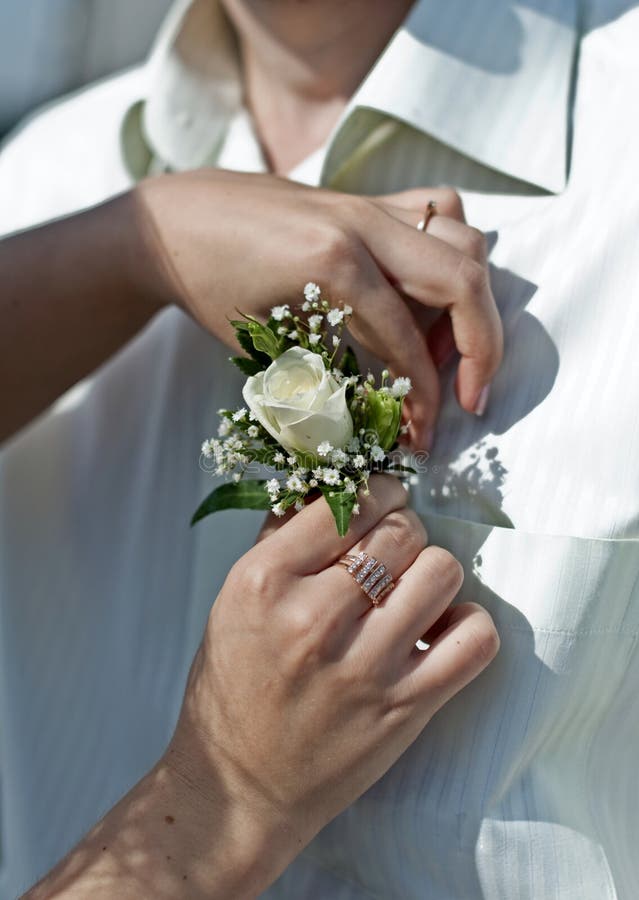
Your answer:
135,170 -> 503,446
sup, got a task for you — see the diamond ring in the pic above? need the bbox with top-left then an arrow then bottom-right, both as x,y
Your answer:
338,551 -> 395,606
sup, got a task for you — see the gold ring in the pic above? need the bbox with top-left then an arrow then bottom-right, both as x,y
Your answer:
338,551 -> 395,606
417,200 -> 438,232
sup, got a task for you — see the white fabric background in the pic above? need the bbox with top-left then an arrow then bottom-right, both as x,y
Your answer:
0,0 -> 172,134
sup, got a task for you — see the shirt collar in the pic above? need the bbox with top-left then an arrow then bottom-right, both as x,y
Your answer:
141,0 -> 241,172
128,0 -> 577,193
323,0 -> 578,193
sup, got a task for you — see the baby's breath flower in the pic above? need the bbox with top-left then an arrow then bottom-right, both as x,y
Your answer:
277,326 -> 288,335
288,330 -> 298,340
391,377 -> 412,398
201,440 -> 213,458
327,308 -> 344,326
331,448 -> 348,466
272,502 -> 286,517
344,305 -> 353,316
309,478 -> 318,488
317,441 -> 333,457
247,425 -> 259,438
366,373 -> 375,384
304,282 -> 321,303
273,451 -> 285,464
271,305 -> 291,321
266,478 -> 280,497
312,467 -> 324,480
346,437 -> 360,452
352,503 -> 361,515
217,419 -> 232,437
248,411 -> 258,421
352,454 -> 366,469
332,335 -> 340,347
301,300 -> 311,312
322,468 -> 341,486
287,455 -> 297,466
294,499 -> 305,512
232,472 -> 242,483
232,408 -> 247,422
308,333 -> 321,345
308,314 -> 323,331
286,474 -> 306,493
344,478 -> 357,494
370,445 -> 385,462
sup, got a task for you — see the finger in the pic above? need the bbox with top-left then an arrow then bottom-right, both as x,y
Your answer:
316,508 -> 428,619
381,208 -> 487,267
345,253 -> 441,447
254,473 -> 408,575
255,508 -> 297,543
358,204 -> 503,416
358,546 -> 464,662
379,210 -> 486,374
404,602 -> 500,710
373,187 -> 467,223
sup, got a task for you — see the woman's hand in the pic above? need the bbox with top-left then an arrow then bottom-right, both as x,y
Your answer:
25,476 -> 498,899
134,170 -> 503,445
167,475 -> 499,895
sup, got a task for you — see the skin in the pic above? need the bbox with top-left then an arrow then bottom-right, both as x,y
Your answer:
221,0 -> 417,173
24,476 -> 499,898
0,172 -> 501,447
7,5 -> 501,894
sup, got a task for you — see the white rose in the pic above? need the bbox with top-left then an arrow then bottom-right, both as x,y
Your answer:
242,347 -> 353,455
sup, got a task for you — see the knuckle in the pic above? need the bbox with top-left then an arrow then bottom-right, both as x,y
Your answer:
439,188 -> 465,220
463,226 -> 487,261
467,612 -> 501,665
315,222 -> 359,270
383,509 -> 427,559
285,601 -> 324,647
423,546 -> 465,594
456,256 -> 489,302
230,552 -> 281,601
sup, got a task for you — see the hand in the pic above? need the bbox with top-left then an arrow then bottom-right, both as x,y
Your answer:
167,475 -> 499,891
24,476 -> 498,899
134,170 -> 503,446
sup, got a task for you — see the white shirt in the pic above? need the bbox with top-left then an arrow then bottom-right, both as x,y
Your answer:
1,1 -> 639,897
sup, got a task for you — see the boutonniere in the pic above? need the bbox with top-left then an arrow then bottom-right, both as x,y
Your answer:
193,283 -> 414,536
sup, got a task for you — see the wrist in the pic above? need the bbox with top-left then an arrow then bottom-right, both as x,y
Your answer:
108,186 -> 174,318
162,730 -> 304,898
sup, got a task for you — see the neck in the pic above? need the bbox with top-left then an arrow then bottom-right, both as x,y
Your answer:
221,0 -> 415,174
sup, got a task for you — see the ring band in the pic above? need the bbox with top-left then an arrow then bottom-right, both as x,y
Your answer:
338,551 -> 395,606
417,200 -> 438,232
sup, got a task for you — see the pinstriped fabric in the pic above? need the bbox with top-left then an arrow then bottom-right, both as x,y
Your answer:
0,1 -> 639,897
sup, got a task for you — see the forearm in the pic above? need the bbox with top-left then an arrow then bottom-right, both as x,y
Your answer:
0,193 -> 163,443
24,751 -> 298,900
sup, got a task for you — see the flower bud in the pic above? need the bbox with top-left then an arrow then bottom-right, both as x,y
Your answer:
363,389 -> 402,452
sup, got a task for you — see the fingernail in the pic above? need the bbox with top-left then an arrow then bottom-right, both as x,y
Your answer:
474,384 -> 490,416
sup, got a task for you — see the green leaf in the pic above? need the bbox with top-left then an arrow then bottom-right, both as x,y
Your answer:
247,321 -> 282,359
230,320 -> 272,367
320,487 -> 357,537
230,356 -> 263,376
191,480 -> 272,525
340,345 -> 360,378
387,463 -> 417,474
